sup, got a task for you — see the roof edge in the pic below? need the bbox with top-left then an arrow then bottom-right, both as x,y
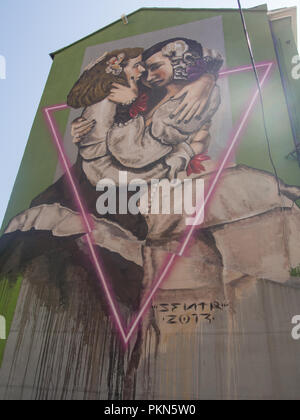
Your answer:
50,5 -> 269,59
50,7 -> 144,59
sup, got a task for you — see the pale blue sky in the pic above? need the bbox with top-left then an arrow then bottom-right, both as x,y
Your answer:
0,0 -> 298,226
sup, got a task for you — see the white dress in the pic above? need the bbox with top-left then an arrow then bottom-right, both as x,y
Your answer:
78,86 -> 221,186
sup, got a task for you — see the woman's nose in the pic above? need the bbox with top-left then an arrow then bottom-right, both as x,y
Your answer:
147,71 -> 154,82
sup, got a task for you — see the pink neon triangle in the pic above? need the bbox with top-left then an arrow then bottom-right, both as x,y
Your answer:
43,61 -> 275,345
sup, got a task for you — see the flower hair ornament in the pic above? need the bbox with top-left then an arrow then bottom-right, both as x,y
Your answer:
105,53 -> 126,76
161,40 -> 200,80
84,52 -> 108,72
161,39 -> 223,81
161,40 -> 189,59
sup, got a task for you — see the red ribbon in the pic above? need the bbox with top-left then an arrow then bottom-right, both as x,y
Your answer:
129,93 -> 149,118
187,154 -> 211,176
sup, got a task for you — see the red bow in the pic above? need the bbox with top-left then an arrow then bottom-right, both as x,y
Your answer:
187,154 -> 211,176
129,93 -> 149,118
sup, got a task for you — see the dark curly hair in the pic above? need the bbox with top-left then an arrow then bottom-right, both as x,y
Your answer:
142,38 -> 223,82
142,38 -> 203,62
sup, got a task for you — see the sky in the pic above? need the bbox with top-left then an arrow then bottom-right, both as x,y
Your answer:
0,0 -> 299,226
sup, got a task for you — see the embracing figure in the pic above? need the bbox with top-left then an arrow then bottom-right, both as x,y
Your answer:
1,37 -> 224,300
69,38 -> 223,185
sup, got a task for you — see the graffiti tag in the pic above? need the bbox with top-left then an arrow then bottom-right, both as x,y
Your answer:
153,302 -> 229,325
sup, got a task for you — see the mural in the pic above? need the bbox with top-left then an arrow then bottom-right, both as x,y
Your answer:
0,18 -> 300,399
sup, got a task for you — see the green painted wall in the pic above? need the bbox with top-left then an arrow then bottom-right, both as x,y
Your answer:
0,6 -> 299,363
271,17 -> 300,161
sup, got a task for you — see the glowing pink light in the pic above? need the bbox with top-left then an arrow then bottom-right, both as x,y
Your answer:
180,61 -> 275,253
126,61 -> 275,339
219,61 -> 272,78
43,60 -> 275,345
43,105 -> 127,342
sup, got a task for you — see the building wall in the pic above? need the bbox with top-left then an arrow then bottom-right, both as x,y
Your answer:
270,14 -> 300,160
1,7 -> 299,231
0,6 -> 300,400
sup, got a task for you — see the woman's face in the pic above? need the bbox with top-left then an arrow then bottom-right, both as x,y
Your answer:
124,55 -> 145,83
144,52 -> 174,88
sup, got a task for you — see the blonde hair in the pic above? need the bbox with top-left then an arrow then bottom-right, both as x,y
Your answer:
67,48 -> 144,109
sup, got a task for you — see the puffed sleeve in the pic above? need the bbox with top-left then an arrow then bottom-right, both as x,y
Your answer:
77,99 -> 117,161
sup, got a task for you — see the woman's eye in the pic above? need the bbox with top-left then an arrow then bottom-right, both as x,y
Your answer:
151,64 -> 161,71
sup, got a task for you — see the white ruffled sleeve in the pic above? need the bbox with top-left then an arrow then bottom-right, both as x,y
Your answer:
77,99 -> 117,160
